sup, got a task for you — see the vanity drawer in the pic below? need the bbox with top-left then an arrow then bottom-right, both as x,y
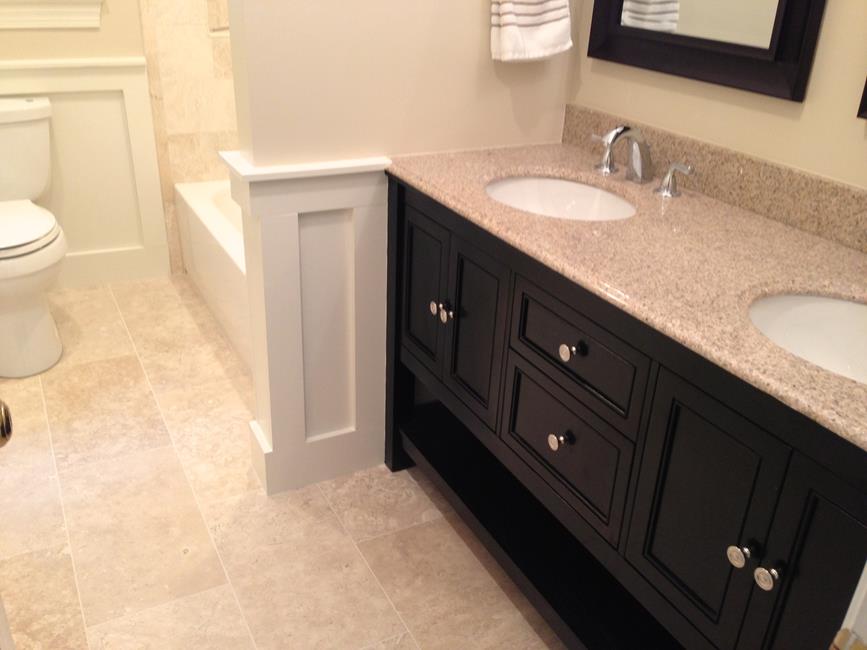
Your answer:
502,353 -> 633,546
510,277 -> 649,437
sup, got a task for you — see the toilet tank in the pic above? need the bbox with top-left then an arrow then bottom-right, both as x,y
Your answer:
0,97 -> 51,201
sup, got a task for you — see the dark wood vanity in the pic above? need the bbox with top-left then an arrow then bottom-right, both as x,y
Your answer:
385,178 -> 867,650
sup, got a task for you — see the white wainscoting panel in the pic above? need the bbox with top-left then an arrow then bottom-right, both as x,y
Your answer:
223,151 -> 390,493
0,0 -> 103,29
0,57 -> 168,286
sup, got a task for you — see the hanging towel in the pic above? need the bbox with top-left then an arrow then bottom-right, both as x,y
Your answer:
621,0 -> 679,33
491,0 -> 573,62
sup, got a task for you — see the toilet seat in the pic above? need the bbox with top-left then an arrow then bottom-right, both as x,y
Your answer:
0,200 -> 60,259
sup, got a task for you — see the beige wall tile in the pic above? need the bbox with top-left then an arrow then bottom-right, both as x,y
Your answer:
42,356 -> 170,471
167,132 -> 233,183
359,517 -> 564,650
60,446 -> 225,626
204,489 -> 403,649
162,77 -> 236,136
206,0 -> 229,31
211,37 -> 233,79
319,465 -> 444,542
48,286 -> 135,371
87,585 -> 253,650
0,545 -> 88,650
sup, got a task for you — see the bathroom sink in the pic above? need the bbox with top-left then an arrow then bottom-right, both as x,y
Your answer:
749,294 -> 867,384
485,177 -> 636,221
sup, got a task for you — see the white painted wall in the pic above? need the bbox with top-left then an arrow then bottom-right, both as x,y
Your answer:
0,59 -> 169,286
227,0 -> 578,165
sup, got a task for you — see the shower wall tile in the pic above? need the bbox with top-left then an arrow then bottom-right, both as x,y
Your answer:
139,0 -> 238,273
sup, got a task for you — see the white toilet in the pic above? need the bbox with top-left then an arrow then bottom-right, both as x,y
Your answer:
0,97 -> 67,378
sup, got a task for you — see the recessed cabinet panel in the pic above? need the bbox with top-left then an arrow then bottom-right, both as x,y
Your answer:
738,454 -> 867,650
401,207 -> 450,376
503,354 -> 633,546
442,236 -> 510,430
627,369 -> 790,649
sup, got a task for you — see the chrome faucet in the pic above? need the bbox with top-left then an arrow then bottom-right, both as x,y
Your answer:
594,125 -> 654,184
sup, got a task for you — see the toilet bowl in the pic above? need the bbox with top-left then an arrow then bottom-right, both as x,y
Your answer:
0,97 -> 66,378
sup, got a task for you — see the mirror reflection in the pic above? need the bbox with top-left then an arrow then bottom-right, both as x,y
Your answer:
620,0 -> 781,49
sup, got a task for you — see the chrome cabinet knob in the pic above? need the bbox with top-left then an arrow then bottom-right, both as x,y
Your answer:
558,341 -> 588,363
547,433 -> 571,452
754,567 -> 781,592
438,303 -> 454,324
0,400 -> 11,448
726,545 -> 752,569
429,300 -> 438,316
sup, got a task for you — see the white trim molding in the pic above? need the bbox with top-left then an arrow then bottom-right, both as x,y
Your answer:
223,150 -> 391,493
0,57 -> 169,286
0,0 -> 103,29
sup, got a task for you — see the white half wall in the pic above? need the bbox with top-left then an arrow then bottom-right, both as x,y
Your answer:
223,152 -> 390,493
0,57 -> 169,286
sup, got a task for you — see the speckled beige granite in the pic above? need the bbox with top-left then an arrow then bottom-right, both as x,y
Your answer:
563,105 -> 867,254
388,144 -> 867,452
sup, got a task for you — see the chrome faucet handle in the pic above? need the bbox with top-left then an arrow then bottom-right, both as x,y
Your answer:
655,162 -> 694,198
593,126 -> 629,176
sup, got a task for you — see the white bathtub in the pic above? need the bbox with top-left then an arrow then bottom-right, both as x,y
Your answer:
175,180 -> 251,370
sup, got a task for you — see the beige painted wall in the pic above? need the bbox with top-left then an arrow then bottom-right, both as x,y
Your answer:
573,0 -> 867,189
676,0 -> 778,48
0,0 -> 144,59
228,0 -> 578,166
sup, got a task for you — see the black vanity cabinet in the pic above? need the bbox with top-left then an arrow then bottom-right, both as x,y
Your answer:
627,370 -> 791,649
386,178 -> 867,650
401,204 -> 510,430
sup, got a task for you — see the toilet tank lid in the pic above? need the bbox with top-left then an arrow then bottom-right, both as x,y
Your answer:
0,97 -> 51,124
0,201 -> 57,250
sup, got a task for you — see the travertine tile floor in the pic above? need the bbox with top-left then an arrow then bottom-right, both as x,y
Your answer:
0,276 -> 563,650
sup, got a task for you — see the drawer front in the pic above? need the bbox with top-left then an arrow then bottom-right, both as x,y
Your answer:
502,353 -> 633,546
511,277 -> 649,437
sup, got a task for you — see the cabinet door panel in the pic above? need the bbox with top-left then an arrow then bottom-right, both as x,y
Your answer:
627,369 -> 790,649
401,207 -> 450,377
739,454 -> 867,650
442,236 -> 510,430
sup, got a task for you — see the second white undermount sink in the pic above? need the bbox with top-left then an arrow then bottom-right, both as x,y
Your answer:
749,294 -> 867,385
486,176 -> 636,222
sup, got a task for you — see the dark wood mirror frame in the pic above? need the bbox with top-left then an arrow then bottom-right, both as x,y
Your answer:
859,80 -> 867,119
588,0 -> 827,102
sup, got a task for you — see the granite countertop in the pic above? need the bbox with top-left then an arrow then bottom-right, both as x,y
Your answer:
388,144 -> 867,453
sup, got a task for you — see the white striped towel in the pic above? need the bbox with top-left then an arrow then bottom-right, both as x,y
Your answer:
621,0 -> 679,33
491,0 -> 573,62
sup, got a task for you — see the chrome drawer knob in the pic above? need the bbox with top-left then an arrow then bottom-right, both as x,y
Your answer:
754,567 -> 781,592
558,344 -> 576,362
547,433 -> 570,452
726,545 -> 752,569
558,341 -> 588,363
438,303 -> 454,324
0,400 -> 11,448
429,300 -> 438,316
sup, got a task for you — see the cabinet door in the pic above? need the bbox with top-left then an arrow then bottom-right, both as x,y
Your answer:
738,454 -> 867,650
626,369 -> 790,649
442,236 -> 510,430
401,207 -> 450,377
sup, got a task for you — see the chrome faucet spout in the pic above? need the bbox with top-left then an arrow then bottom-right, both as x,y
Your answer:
594,125 -> 654,184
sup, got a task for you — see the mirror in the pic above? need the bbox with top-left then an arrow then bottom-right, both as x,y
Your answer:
620,0 -> 782,49
588,0 -> 828,101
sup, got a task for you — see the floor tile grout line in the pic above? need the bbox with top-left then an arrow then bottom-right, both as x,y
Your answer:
351,512 -> 445,546
36,373 -> 90,645
316,483 -> 423,650
108,282 -> 260,650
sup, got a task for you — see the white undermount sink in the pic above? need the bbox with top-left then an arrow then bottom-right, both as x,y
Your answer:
486,176 -> 636,222
749,294 -> 867,384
